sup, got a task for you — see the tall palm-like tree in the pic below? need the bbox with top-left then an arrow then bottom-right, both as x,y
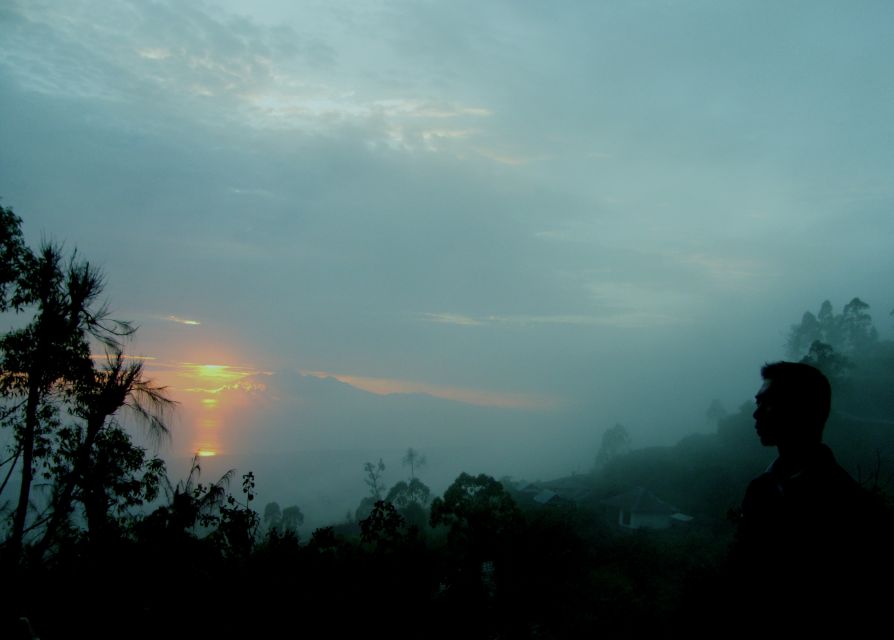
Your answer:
37,350 -> 174,552
1,238 -> 133,558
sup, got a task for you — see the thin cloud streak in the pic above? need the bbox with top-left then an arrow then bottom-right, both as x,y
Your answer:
163,315 -> 201,326
420,312 -> 685,329
300,370 -> 557,411
419,313 -> 484,327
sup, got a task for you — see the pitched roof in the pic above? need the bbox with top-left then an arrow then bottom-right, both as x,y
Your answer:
533,489 -> 562,504
601,487 -> 678,515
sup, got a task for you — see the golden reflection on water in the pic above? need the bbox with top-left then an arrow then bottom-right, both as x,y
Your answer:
194,379 -> 223,456
182,362 -> 267,457
144,358 -> 268,458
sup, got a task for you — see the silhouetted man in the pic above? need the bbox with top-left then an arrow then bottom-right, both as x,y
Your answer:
733,362 -> 880,635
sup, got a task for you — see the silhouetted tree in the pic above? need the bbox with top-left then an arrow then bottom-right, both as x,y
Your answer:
148,454 -> 234,536
786,310 -> 823,359
787,298 -> 878,359
402,447 -> 426,480
799,340 -> 852,388
37,350 -> 172,551
364,458 -> 386,500
430,473 -> 522,556
360,500 -> 407,548
280,505 -> 304,534
1,224 -> 135,557
595,423 -> 631,467
264,502 -> 304,535
142,460 -> 260,557
354,458 -> 388,521
0,204 -> 28,312
386,478 -> 432,529
387,478 -> 432,508
840,297 -> 878,353
213,472 -> 260,558
263,501 -> 282,532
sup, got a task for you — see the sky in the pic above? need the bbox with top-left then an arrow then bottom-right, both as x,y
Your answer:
2,0 -> 893,476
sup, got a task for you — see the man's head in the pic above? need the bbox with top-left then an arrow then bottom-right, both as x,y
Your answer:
753,362 -> 831,448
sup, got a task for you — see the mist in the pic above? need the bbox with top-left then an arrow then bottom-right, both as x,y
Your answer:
2,1 -> 893,637
5,1 -> 892,477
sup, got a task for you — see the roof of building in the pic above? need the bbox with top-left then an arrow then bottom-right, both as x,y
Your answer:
533,489 -> 562,505
601,487 -> 678,515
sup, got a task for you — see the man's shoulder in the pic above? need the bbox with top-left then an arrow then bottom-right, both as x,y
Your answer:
741,470 -> 781,515
803,445 -> 862,491
744,470 -> 776,494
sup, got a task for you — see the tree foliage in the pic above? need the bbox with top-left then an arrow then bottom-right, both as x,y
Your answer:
799,340 -> 853,387
787,298 -> 878,359
263,501 -> 282,531
263,500 -> 303,535
387,478 -> 432,509
386,477 -> 432,529
0,207 -> 171,560
430,473 -> 522,555
363,458 -> 387,500
402,447 -> 426,480
0,204 -> 28,312
595,423 -> 632,468
359,499 -> 409,548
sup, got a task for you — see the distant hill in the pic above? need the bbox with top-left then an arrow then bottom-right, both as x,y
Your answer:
166,371 -> 599,527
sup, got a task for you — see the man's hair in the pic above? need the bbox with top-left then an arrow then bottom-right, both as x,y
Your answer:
760,361 -> 832,433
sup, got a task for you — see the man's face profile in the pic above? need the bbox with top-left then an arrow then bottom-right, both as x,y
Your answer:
754,380 -> 783,446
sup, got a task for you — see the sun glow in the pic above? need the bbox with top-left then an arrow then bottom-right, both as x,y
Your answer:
143,353 -> 269,458
189,363 -> 247,384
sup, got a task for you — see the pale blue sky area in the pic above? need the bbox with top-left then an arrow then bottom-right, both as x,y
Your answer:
2,0 -> 892,459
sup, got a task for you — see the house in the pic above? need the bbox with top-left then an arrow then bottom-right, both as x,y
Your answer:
532,489 -> 566,506
514,481 -> 542,495
601,487 -> 691,530
543,476 -> 594,503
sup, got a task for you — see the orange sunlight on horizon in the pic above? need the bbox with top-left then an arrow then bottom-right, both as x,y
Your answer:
139,354 -> 271,458
300,369 -> 556,410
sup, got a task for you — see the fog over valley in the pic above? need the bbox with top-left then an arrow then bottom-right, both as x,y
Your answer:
2,2 -> 893,637
4,2 -> 892,478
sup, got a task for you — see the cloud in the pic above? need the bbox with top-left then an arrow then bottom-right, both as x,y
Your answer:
420,311 -> 684,330
133,359 -> 272,394
419,312 -> 484,327
136,47 -> 172,61
475,148 -> 535,166
228,186 -> 277,198
163,315 -> 201,326
0,1 -> 498,152
301,369 -> 556,410
668,252 -> 764,286
492,313 -> 684,329
175,363 -> 272,394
